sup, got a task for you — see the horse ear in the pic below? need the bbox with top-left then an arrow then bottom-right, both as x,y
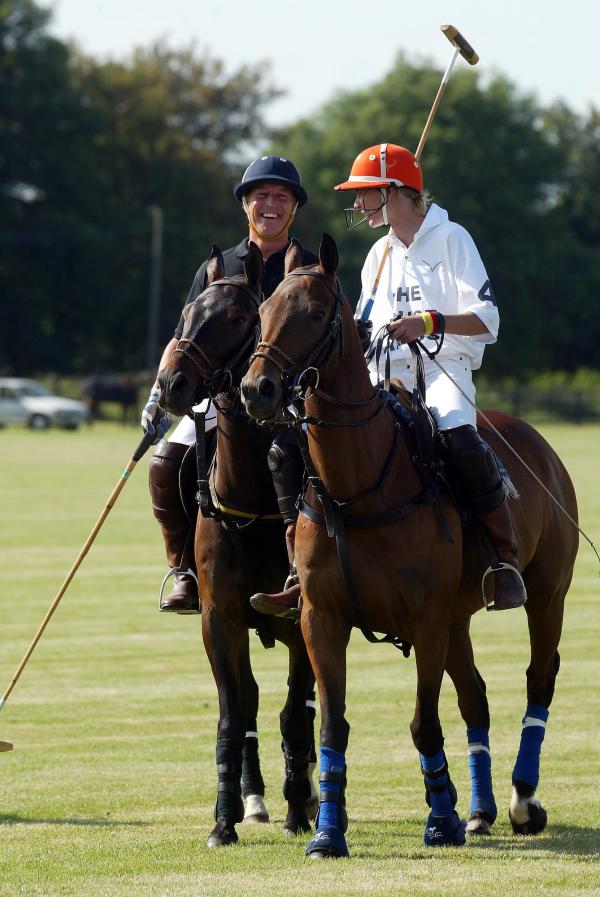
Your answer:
284,238 -> 304,275
244,241 -> 264,293
206,244 -> 225,285
318,233 -> 339,279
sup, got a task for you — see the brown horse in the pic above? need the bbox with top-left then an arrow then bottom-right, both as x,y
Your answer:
240,234 -> 579,857
158,244 -> 317,847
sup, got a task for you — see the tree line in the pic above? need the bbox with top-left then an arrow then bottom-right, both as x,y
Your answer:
1,0 -> 599,378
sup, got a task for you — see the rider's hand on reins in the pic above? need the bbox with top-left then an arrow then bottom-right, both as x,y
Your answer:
387,316 -> 427,344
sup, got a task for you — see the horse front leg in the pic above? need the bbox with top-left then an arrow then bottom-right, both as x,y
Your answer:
279,633 -> 317,836
411,620 -> 465,847
445,618 -> 497,835
240,649 -> 269,825
301,605 -> 351,859
201,604 -> 248,847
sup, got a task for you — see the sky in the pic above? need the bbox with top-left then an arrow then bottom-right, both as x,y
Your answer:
39,0 -> 599,128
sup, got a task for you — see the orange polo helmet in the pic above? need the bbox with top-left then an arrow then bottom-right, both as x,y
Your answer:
334,143 -> 423,192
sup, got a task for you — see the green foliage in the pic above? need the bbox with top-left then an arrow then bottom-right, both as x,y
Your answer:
1,10 -> 599,379
0,2 -> 279,375
272,55 -> 600,376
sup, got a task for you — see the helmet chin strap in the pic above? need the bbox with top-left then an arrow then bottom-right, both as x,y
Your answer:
242,196 -> 298,242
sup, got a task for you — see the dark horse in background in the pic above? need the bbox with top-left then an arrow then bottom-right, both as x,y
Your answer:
158,244 -> 317,847
81,374 -> 148,423
241,234 -> 578,857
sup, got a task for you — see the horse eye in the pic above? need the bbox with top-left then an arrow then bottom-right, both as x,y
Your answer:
310,309 -> 326,323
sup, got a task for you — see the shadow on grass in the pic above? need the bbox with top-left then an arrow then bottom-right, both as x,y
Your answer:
351,821 -> 600,859
0,814 -> 148,827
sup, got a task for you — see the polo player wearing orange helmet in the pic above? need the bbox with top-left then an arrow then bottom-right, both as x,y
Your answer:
336,143 -> 526,611
253,143 -> 526,617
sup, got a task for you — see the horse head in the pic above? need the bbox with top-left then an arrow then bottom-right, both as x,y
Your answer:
159,242 -> 263,417
241,233 -> 350,421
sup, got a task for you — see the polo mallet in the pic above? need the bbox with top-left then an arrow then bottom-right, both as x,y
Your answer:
362,24 -> 479,315
0,431 -> 155,752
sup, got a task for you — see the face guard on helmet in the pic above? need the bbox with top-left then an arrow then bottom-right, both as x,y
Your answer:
333,144 -> 423,230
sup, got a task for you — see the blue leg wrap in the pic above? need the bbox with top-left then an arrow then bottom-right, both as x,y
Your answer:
467,727 -> 496,822
305,746 -> 348,858
512,703 -> 549,790
420,749 -> 465,847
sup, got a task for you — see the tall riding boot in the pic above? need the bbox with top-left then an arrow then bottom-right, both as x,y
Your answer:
149,440 -> 200,614
478,499 -> 527,611
250,520 -> 302,619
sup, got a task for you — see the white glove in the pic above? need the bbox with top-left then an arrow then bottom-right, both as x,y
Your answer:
141,383 -> 172,440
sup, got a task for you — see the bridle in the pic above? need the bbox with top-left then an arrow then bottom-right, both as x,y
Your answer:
250,266 -> 387,428
249,268 -> 345,401
173,276 -> 263,400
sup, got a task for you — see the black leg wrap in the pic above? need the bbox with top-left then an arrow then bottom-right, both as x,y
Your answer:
268,431 -> 304,524
241,730 -> 265,799
215,762 -> 244,824
283,748 -> 311,804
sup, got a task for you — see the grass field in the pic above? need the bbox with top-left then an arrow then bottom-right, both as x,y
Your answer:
1,422 -> 599,896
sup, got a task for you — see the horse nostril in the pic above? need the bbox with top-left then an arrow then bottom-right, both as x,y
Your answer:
258,377 -> 275,401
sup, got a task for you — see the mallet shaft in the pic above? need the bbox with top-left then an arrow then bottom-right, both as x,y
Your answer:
0,431 -> 155,712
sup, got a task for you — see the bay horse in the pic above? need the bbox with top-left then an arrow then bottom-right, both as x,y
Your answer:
240,234 -> 579,857
157,243 -> 317,847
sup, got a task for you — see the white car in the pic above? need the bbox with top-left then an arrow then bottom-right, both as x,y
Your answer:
0,378 -> 90,430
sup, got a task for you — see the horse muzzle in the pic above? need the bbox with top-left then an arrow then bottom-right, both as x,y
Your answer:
158,368 -> 200,416
240,372 -> 282,421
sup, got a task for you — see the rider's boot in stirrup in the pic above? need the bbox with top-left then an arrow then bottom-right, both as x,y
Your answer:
479,499 -> 527,611
149,440 -> 200,614
250,521 -> 301,619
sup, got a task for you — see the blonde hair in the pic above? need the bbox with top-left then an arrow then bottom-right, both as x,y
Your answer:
397,186 -> 431,216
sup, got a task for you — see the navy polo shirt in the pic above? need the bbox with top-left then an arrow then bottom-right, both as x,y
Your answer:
173,237 -> 318,339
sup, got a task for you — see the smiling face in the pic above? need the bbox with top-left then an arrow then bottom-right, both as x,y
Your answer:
243,182 -> 296,241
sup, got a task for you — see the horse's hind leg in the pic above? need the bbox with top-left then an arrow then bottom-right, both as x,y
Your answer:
279,635 -> 316,836
509,582 -> 566,835
445,619 -> 497,835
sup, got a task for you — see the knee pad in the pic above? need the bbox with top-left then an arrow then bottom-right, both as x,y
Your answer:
268,435 -> 304,523
439,425 -> 505,514
149,440 -> 188,492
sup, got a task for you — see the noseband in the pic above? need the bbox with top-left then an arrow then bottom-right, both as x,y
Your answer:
249,269 -> 343,398
173,276 -> 263,397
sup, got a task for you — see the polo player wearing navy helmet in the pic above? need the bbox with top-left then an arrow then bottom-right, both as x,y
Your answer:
142,156 -> 316,614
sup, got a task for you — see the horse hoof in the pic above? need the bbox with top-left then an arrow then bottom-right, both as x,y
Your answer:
207,817 -> 239,848
509,799 -> 547,835
283,814 -> 311,836
423,811 -> 466,847
243,794 -> 269,824
466,810 -> 494,836
305,826 -> 349,858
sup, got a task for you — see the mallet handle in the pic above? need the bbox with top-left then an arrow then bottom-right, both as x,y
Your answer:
0,431 -> 155,710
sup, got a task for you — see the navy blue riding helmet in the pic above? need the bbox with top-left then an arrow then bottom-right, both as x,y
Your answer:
234,156 -> 308,207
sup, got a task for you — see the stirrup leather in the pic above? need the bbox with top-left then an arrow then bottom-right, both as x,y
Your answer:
481,562 -> 526,611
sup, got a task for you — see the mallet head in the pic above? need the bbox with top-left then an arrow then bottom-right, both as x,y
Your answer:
0,741 -> 13,752
442,24 -> 479,65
